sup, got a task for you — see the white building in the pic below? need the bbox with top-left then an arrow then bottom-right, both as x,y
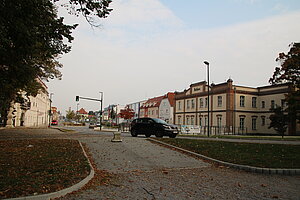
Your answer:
159,92 -> 175,124
127,100 -> 146,119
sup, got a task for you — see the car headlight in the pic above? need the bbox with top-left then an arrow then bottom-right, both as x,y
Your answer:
163,125 -> 171,129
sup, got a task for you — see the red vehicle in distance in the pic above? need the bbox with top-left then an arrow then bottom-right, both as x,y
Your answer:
51,120 -> 58,125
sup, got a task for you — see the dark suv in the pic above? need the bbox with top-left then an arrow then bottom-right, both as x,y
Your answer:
130,118 -> 178,138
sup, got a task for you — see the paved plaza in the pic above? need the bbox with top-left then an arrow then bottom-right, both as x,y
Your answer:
1,128 -> 299,200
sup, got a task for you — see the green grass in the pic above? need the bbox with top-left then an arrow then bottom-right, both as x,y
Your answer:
178,134 -> 300,141
158,138 -> 300,169
0,139 -> 90,199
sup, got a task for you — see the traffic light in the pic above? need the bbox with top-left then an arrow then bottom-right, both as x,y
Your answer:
76,96 -> 79,101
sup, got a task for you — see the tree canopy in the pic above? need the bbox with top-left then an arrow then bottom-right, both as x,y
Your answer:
269,42 -> 300,134
119,107 -> 135,120
268,106 -> 288,138
0,0 -> 112,125
269,42 -> 300,88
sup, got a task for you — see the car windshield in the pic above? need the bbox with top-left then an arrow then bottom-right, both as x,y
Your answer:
152,118 -> 168,125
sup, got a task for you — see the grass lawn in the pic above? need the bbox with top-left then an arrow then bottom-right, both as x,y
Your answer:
178,134 -> 300,141
158,138 -> 300,169
0,139 -> 90,199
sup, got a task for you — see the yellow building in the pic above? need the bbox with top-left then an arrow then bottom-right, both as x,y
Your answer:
174,79 -> 298,135
6,79 -> 50,128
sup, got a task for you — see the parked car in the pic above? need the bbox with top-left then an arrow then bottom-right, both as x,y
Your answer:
130,118 -> 178,138
51,120 -> 58,125
89,122 -> 96,129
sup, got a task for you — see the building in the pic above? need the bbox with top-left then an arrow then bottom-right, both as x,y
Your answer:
127,100 -> 146,119
51,107 -> 59,121
140,96 -> 164,118
102,104 -> 125,124
174,79 -> 298,135
6,79 -> 50,127
159,92 -> 175,123
77,108 -> 88,122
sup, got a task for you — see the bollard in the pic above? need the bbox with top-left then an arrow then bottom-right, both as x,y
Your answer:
111,131 -> 122,142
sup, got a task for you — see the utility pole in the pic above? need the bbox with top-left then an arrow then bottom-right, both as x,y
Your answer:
48,93 -> 53,127
100,92 -> 103,131
75,93 -> 103,130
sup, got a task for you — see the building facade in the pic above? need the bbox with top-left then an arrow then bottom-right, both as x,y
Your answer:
140,96 -> 164,118
174,79 -> 298,135
159,92 -> 175,123
6,79 -> 50,128
127,100 -> 146,119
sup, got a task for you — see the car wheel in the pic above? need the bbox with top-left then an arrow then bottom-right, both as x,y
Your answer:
145,133 -> 151,137
169,134 -> 177,138
131,129 -> 138,137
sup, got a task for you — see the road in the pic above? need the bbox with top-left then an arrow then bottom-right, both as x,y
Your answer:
59,126 -> 300,200
1,127 -> 299,199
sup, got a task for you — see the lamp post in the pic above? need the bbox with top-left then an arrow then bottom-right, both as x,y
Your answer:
99,92 -> 103,131
204,61 -> 210,137
48,93 -> 54,127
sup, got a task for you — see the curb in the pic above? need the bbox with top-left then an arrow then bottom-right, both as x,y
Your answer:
6,141 -> 95,200
49,127 -> 76,133
148,138 -> 300,176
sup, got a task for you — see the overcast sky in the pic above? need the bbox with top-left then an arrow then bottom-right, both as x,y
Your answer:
48,0 -> 300,114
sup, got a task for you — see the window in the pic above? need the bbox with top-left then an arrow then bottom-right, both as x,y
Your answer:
240,96 -> 245,107
166,109 -> 169,114
281,99 -> 286,108
199,116 -> 202,126
205,98 -> 208,108
178,101 -> 181,110
239,117 -> 245,130
262,101 -> 265,108
217,115 -> 222,128
191,116 -> 194,125
200,98 -> 204,108
178,116 -> 181,124
252,117 -> 257,130
191,99 -> 195,109
187,100 -> 190,109
261,116 -> 265,126
186,116 -> 190,125
156,110 -> 158,115
217,96 -> 222,107
252,97 -> 257,108
204,116 -> 207,126
271,100 -> 275,109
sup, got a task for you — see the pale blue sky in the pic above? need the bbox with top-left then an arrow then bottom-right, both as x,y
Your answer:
50,0 -> 300,114
160,0 -> 300,29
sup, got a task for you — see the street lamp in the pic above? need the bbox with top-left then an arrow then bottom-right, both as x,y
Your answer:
204,61 -> 210,137
48,93 -> 54,127
99,92 -> 103,131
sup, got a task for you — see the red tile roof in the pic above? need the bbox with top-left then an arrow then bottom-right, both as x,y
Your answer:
166,92 -> 175,107
78,108 -> 88,114
141,95 -> 164,108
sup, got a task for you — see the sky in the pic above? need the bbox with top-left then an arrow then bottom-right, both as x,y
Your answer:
48,0 -> 300,114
